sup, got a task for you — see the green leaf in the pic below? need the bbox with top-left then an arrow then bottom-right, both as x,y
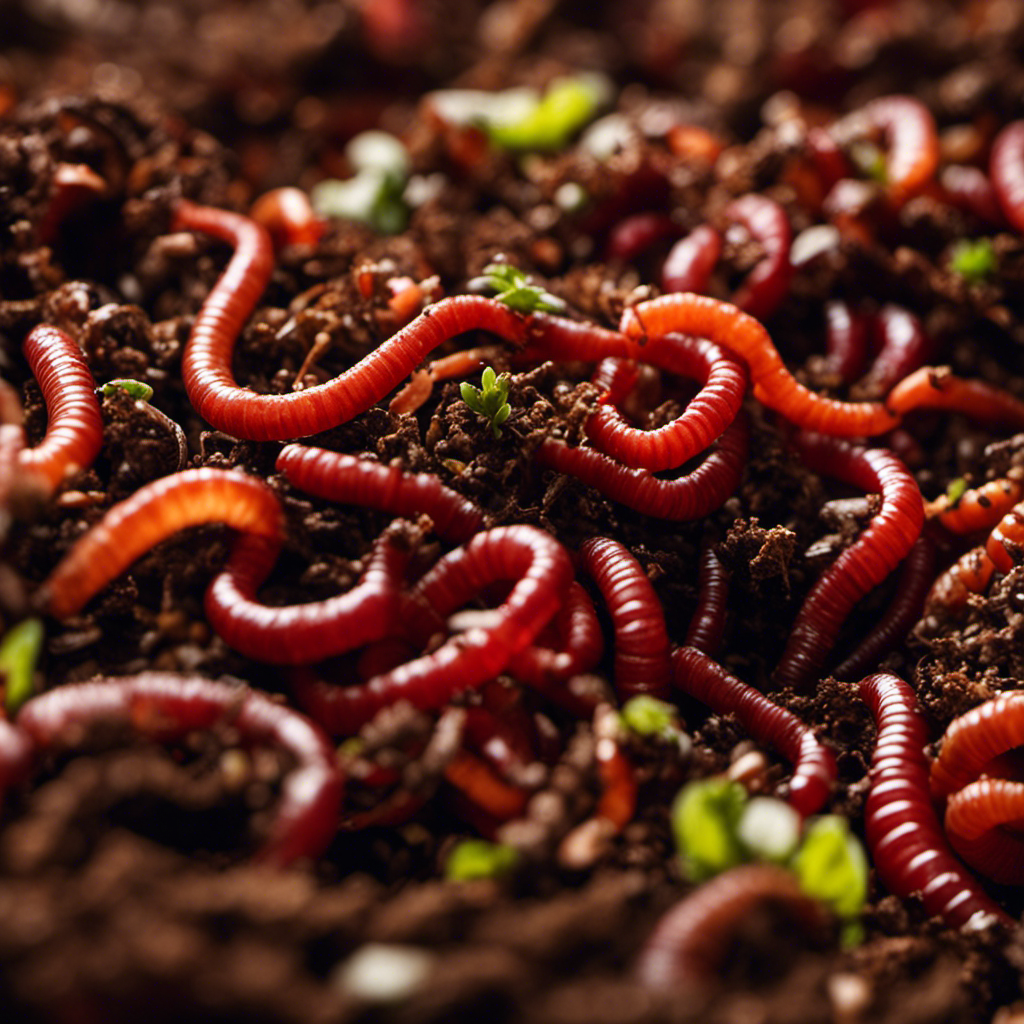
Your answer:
945,477 -> 968,505
101,379 -> 154,402
0,618 -> 43,713
619,695 -> 681,738
446,839 -> 520,881
790,815 -> 868,945
671,778 -> 748,882
459,382 -> 484,413
487,74 -> 610,152
493,403 -> 511,427
460,366 -> 513,439
311,168 -> 409,235
482,366 -> 497,392
472,261 -> 566,315
950,238 -> 997,283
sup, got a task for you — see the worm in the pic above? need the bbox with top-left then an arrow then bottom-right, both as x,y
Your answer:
205,526 -> 410,664
939,165 -> 1004,226
944,778 -> 1024,886
292,525 -> 574,735
172,199 -> 527,440
444,749 -> 530,823
858,672 -> 1010,929
990,120 -> 1024,233
534,409 -> 748,521
661,224 -> 722,295
584,332 -> 747,471
831,533 -> 936,681
249,186 -> 325,249
18,324 -> 104,495
684,539 -> 730,657
518,312 -> 636,365
39,468 -> 284,619
723,194 -> 793,321
276,443 -> 485,543
635,863 -> 829,991
822,300 -> 870,385
672,645 -> 836,816
857,95 -> 939,205
389,345 -> 505,415
36,162 -> 107,246
886,367 -> 1024,430
620,293 -> 900,437
854,304 -> 933,400
774,433 -> 924,691
605,212 -> 679,263
16,673 -> 343,868
926,479 -> 1024,535
579,536 -> 672,701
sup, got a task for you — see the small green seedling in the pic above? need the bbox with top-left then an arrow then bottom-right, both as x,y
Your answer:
950,238 -> 997,284
100,379 -> 154,402
460,366 -> 512,439
488,74 -> 611,152
0,617 -> 43,713
446,839 -> 520,881
671,777 -> 748,882
619,694 -> 683,740
945,477 -> 968,505
468,261 -> 566,315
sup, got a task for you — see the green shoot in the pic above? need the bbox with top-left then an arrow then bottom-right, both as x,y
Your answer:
850,140 -> 887,184
0,618 -> 43,713
446,839 -> 520,881
950,238 -> 997,283
100,379 -> 154,402
945,477 -> 968,505
468,261 -> 566,315
671,778 -> 747,882
460,366 -> 512,439
619,695 -> 682,739
488,74 -> 611,152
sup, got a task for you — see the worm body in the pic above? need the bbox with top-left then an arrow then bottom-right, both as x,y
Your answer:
723,194 -> 792,321
620,293 -> 899,436
661,224 -> 722,295
927,479 -> 1023,535
684,540 -> 730,656
991,120 -> 1024,233
886,367 -> 1024,430
775,434 -> 924,690
859,672 -> 1009,928
605,212 -> 679,263
16,674 -> 343,867
249,187 -> 325,249
856,304 -> 932,399
823,300 -> 870,385
940,165 -> 1004,225
859,95 -> 939,205
672,645 -> 836,816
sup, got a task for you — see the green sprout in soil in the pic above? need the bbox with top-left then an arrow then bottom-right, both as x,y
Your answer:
468,260 -> 566,315
460,366 -> 512,439
0,617 -> 43,713
950,238 -> 997,284
100,378 -> 154,401
446,839 -> 520,881
945,477 -> 969,505
619,694 -> 683,740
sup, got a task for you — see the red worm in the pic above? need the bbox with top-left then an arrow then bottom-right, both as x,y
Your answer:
16,673 -> 343,867
0,717 -> 33,795
661,224 -> 722,295
684,540 -> 730,657
886,367 -> 1024,431
722,194 -> 793,321
926,479 -> 1024,535
605,212 -> 679,263
444,749 -> 529,822
859,673 -> 1010,928
990,120 -> 1024,233
39,468 -> 284,619
249,187 -> 325,249
822,300 -> 870,385
276,443 -> 485,543
389,345 -> 505,415
578,537 -> 671,701
831,533 -> 936,681
584,332 -> 747,471
858,95 -> 940,205
672,645 -> 835,815
172,199 -> 527,440
636,863 -> 829,991
292,525 -> 574,734
18,324 -> 104,494
944,778 -> 1024,886
855,304 -> 933,399
620,294 -> 900,437
205,526 -> 409,664
939,165 -> 1004,226
774,433 -> 924,691
534,409 -> 748,521
806,126 -> 849,192
37,162 -> 107,246
518,313 -> 636,365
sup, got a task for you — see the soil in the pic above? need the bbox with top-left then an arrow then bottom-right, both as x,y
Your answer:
4,0 -> 1024,1021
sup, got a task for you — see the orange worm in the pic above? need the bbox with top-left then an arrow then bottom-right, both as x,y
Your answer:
249,186 -> 325,249
927,479 -> 1024,535
886,367 -> 1024,430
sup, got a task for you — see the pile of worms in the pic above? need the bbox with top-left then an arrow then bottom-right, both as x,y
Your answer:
7,52 -> 1024,1012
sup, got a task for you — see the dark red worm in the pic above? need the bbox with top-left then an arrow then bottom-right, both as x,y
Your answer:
518,313 -> 636,365
249,187 -> 326,249
534,409 -> 748,521
926,478 -> 1023,535
636,863 -> 829,991
722,194 -> 793,321
684,540 -> 730,657
585,332 -> 747,471
887,367 -> 1024,430
943,775 -> 1024,886
172,199 -> 527,441
444,748 -> 530,822
822,300 -> 870,385
18,324 -> 104,495
858,672 -> 1010,928
276,443 -> 485,543
605,212 -> 679,263
661,224 -> 722,295
578,537 -> 671,701
621,294 -> 900,436
36,162 -> 107,246
990,120 -> 1024,233
852,95 -> 939,205
0,717 -> 33,797
672,645 -> 836,816
939,165 -> 1004,226
205,526 -> 409,665
831,533 -> 936,681
855,304 -> 933,399
16,673 -> 343,868
39,468 -> 284,619
774,433 -> 924,691
806,125 -> 849,192
292,525 -> 574,735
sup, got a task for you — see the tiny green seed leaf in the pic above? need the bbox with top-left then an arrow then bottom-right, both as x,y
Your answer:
619,695 -> 680,738
446,839 -> 520,881
0,618 -> 44,713
671,778 -> 748,882
950,237 -> 997,283
101,379 -> 154,402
